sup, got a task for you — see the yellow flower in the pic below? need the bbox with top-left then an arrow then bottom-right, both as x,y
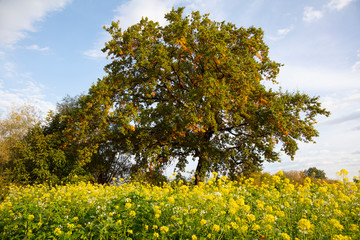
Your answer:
192,235 -> 197,240
73,217 -> 79,221
145,224 -> 149,231
329,219 -> 344,231
229,208 -> 237,214
334,209 -> 343,216
350,224 -> 359,232
130,210 -> 136,217
212,224 -> 220,232
281,233 -> 291,240
265,206 -> 273,213
207,233 -> 212,238
67,223 -> 75,229
241,225 -> 248,233
265,224 -> 272,231
66,231 -> 72,235
160,226 -> 169,234
27,215 -> 35,221
264,214 -> 275,223
242,204 -> 251,212
298,219 -> 312,234
125,202 -> 132,209
190,208 -> 198,214
167,196 -> 175,204
116,220 -> 122,225
127,229 -> 133,234
154,232 -> 159,238
230,222 -> 238,229
54,227 -> 62,236
246,214 -> 255,222
333,234 -> 352,240
200,219 -> 207,225
252,225 -> 261,231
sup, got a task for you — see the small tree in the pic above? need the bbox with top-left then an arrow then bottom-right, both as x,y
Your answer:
9,125 -> 67,185
0,104 -> 40,165
74,7 -> 330,184
304,167 -> 326,179
0,104 -> 41,187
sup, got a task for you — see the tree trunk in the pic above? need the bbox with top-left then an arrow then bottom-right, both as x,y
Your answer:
194,155 -> 203,185
194,130 -> 213,185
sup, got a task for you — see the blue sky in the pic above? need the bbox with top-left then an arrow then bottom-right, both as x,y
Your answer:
0,0 -> 359,179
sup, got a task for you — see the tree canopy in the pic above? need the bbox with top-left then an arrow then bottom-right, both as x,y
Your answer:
304,167 -> 327,179
0,105 -> 40,165
65,7 -> 330,184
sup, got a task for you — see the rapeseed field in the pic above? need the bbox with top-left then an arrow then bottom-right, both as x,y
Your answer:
0,171 -> 359,239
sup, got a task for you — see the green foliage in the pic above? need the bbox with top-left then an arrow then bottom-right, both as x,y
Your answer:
9,125 -> 67,185
88,144 -> 132,184
0,8 -> 330,187
74,7 -> 329,184
0,104 -> 40,169
1,96 -> 135,187
304,167 -> 327,179
1,175 -> 359,239
0,105 -> 42,193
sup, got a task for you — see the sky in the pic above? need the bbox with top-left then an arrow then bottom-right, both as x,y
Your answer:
0,0 -> 359,180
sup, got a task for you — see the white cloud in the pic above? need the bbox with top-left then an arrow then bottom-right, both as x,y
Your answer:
83,49 -> 105,59
2,61 -> 32,80
84,0 -> 177,59
303,7 -> 324,23
0,0 -> 72,47
277,27 -> 293,36
276,65 -> 360,93
267,26 -> 294,41
83,32 -> 109,59
321,91 -> 360,114
113,0 -> 175,29
84,0 -> 228,59
0,80 -> 55,116
3,61 -> 17,78
327,0 -> 355,10
25,44 -> 49,52
0,61 -> 55,116
302,0 -> 354,24
352,61 -> 360,72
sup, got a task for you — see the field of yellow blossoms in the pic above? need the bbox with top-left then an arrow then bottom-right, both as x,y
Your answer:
0,171 -> 359,239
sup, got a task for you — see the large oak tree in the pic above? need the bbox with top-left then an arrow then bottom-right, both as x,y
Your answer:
75,8 -> 329,184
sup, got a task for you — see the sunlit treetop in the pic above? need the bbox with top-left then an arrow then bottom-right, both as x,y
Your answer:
74,7 -> 329,184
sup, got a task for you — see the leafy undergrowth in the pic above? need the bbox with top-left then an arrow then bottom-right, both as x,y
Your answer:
1,172 -> 359,240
